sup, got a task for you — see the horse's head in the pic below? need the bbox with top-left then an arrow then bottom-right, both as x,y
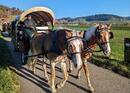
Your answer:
16,28 -> 30,53
95,24 -> 114,57
17,22 -> 25,41
65,30 -> 84,69
17,30 -> 25,41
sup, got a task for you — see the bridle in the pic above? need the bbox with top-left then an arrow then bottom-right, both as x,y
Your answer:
67,36 -> 84,59
17,30 -> 25,41
98,41 -> 110,46
95,28 -> 110,51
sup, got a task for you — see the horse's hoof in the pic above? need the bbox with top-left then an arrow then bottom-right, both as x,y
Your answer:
51,88 -> 57,93
90,87 -> 94,93
32,71 -> 35,74
56,83 -> 62,89
67,69 -> 72,73
47,80 -> 50,84
45,77 -> 49,81
30,70 -> 35,74
75,75 -> 80,80
45,78 -> 50,84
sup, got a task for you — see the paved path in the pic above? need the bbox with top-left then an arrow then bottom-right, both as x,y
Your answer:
5,37 -> 130,93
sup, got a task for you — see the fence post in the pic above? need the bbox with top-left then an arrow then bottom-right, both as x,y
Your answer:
124,38 -> 130,63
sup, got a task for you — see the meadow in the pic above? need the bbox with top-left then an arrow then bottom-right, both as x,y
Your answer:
60,25 -> 130,78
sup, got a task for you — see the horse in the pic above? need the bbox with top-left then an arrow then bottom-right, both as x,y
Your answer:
68,24 -> 114,92
27,28 -> 84,93
15,23 -> 31,64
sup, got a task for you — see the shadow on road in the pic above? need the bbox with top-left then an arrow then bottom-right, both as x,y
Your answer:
10,66 -> 51,93
6,38 -> 91,93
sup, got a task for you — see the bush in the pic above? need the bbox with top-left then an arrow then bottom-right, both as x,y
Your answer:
0,35 -> 19,93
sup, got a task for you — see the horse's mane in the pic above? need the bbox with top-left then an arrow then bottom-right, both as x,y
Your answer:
84,26 -> 97,41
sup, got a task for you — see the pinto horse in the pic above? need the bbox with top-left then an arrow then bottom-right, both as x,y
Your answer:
68,24 -> 114,92
27,29 -> 84,93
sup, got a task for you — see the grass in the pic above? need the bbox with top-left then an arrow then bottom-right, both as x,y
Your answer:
0,35 -> 20,93
92,29 -> 130,78
0,24 -> 129,93
63,25 -> 130,78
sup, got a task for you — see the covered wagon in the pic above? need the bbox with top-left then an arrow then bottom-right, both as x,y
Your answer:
11,6 -> 55,64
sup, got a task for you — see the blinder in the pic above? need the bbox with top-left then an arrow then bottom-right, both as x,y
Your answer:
95,28 -> 114,40
95,28 -> 102,39
67,36 -> 84,59
109,32 -> 114,39
17,30 -> 25,41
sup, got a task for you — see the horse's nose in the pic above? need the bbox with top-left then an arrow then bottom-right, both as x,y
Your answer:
104,51 -> 111,57
74,64 -> 77,68
106,51 -> 109,54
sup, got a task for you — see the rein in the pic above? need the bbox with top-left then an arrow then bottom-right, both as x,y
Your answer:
100,42 -> 109,45
70,52 -> 82,55
67,36 -> 84,59
24,53 -> 43,58
83,28 -> 108,53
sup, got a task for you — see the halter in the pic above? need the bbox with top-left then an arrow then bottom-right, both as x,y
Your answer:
67,36 -> 84,59
99,41 -> 109,45
95,27 -> 110,51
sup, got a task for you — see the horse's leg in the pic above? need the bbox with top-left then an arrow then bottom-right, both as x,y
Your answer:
43,63 -> 50,83
27,50 -> 33,70
32,58 -> 37,74
68,59 -> 82,79
51,62 -> 56,93
27,58 -> 32,70
56,61 -> 68,89
83,60 -> 94,92
68,59 -> 73,73
76,66 -> 83,79
27,57 -> 35,73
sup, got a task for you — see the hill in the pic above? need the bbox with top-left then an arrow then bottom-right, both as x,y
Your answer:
125,17 -> 130,20
57,14 -> 130,22
0,5 -> 22,21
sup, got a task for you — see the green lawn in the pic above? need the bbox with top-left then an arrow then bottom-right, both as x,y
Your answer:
93,29 -> 130,78
110,29 -> 130,60
0,35 -> 19,93
61,25 -> 130,78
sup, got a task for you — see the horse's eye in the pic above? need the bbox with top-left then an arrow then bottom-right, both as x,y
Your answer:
98,35 -> 102,39
100,35 -> 103,38
68,45 -> 73,51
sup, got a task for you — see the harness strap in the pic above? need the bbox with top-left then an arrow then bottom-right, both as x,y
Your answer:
83,30 -> 87,38
24,53 -> 43,58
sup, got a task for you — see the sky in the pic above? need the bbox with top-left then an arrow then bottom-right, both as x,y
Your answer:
0,0 -> 130,18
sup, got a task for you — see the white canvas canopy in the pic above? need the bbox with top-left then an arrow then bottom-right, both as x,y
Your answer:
17,6 -> 55,28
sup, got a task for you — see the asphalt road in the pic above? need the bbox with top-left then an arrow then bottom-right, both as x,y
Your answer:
5,37 -> 130,93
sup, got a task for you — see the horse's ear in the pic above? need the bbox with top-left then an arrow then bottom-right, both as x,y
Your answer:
94,23 -> 99,27
107,24 -> 112,29
98,24 -> 103,29
109,32 -> 114,39
78,31 -> 84,37
65,31 -> 73,38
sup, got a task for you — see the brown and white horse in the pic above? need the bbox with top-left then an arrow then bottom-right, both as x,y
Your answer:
27,29 -> 84,93
68,24 -> 114,92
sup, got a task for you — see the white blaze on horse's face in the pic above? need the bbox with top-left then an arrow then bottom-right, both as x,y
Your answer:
68,38 -> 83,69
99,30 -> 111,57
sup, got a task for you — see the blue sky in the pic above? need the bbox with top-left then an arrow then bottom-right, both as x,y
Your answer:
0,0 -> 130,18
